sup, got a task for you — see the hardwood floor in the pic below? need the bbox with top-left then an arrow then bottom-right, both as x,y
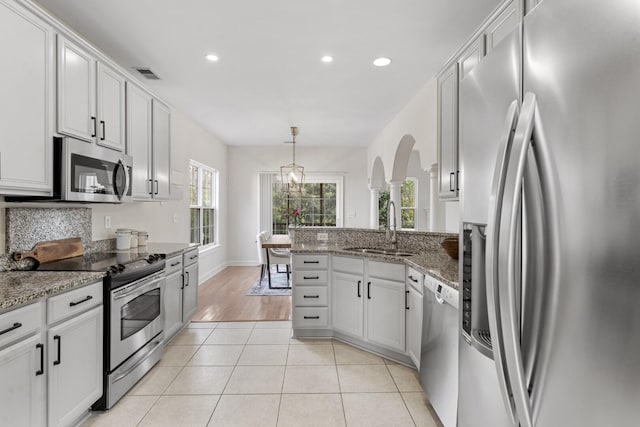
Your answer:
192,266 -> 292,322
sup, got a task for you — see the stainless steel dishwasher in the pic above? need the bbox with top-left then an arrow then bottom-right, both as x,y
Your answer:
420,276 -> 459,427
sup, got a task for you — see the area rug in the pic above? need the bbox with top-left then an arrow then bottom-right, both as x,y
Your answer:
246,266 -> 292,296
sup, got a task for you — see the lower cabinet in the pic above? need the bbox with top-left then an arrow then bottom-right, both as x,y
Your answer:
331,271 -> 363,337
47,305 -> 103,427
164,267 -> 184,341
182,249 -> 199,323
0,334 -> 46,427
330,256 -> 406,353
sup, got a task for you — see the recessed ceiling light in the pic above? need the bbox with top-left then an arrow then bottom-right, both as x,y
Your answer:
206,54 -> 219,62
373,57 -> 392,67
321,55 -> 334,63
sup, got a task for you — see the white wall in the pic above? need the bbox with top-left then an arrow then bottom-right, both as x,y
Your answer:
227,145 -> 369,265
366,78 -> 460,233
1,109 -> 229,282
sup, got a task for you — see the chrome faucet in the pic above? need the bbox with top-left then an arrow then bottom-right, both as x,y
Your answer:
386,200 -> 398,250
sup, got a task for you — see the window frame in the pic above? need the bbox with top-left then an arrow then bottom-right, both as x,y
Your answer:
400,177 -> 417,231
189,160 -> 218,247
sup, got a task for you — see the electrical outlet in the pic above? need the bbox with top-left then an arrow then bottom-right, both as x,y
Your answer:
104,216 -> 111,229
173,213 -> 178,223
317,232 -> 328,241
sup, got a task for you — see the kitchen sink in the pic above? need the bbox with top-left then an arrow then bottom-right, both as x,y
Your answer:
342,247 -> 417,257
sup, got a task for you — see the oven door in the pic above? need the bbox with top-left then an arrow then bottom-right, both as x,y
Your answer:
110,271 -> 164,370
60,136 -> 132,203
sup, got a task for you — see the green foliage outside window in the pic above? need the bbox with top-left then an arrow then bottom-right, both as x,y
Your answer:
272,183 -> 337,234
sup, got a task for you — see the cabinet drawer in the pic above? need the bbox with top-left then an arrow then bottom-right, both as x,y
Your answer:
368,260 -> 404,281
293,271 -> 328,285
332,256 -> 364,275
183,249 -> 199,267
293,286 -> 328,306
293,307 -> 330,329
0,302 -> 41,349
165,255 -> 183,275
406,267 -> 424,294
293,254 -> 328,270
47,281 -> 103,325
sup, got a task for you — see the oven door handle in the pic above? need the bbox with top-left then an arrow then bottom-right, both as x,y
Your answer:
113,273 -> 164,301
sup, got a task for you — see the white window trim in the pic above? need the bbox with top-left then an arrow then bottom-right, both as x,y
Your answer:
190,160 -> 219,247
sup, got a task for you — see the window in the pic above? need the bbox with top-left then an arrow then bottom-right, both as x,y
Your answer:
401,178 -> 416,230
271,175 -> 343,235
378,178 -> 417,230
190,160 -> 218,246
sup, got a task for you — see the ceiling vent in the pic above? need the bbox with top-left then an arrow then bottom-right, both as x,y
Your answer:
134,67 -> 160,80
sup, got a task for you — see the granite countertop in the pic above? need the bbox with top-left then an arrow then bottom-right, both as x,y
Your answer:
291,243 -> 459,290
0,271 -> 106,312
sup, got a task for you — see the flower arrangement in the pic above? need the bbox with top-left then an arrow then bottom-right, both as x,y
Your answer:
285,208 -> 302,227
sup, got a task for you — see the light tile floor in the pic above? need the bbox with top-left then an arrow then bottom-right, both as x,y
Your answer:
82,321 -> 443,427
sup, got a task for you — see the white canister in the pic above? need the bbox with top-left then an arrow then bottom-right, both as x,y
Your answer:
138,231 -> 148,246
116,229 -> 131,250
130,230 -> 139,248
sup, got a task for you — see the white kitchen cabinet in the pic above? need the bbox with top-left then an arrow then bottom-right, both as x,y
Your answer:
126,82 -> 171,200
292,254 -> 331,331
47,305 -> 102,427
164,255 -> 184,341
437,63 -> 459,200
0,0 -> 54,196
406,283 -> 423,369
152,100 -> 171,199
331,271 -> 364,338
57,35 -> 125,151
0,331 -> 46,427
366,276 -> 406,353
182,249 -> 199,323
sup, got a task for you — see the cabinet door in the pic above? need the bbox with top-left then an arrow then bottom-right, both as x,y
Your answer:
366,278 -> 405,352
0,334 -> 46,427
48,306 -> 102,427
0,0 -> 53,195
182,262 -> 198,323
331,271 -> 363,338
486,1 -> 518,54
57,35 -> 96,142
126,82 -> 153,199
97,63 -> 126,151
406,286 -> 423,369
152,100 -> 171,199
437,63 -> 459,199
164,270 -> 183,341
458,36 -> 485,81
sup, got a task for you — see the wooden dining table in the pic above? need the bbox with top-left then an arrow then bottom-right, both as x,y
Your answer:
261,234 -> 292,289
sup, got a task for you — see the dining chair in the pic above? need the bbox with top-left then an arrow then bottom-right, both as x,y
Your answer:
257,231 -> 291,289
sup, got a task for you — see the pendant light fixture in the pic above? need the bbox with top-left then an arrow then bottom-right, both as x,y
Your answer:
280,126 -> 305,194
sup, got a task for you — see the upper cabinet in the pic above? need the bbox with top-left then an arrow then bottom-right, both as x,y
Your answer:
437,0 -> 519,201
127,82 -> 171,200
0,0 -> 54,196
57,35 -> 126,151
437,63 -> 459,199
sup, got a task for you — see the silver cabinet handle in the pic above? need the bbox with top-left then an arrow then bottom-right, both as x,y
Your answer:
303,295 -> 319,299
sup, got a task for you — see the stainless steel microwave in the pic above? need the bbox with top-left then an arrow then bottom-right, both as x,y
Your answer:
7,136 -> 132,203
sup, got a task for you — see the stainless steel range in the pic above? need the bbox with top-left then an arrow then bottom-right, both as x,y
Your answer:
38,251 -> 166,409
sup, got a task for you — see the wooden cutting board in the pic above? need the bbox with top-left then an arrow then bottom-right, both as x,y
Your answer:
13,237 -> 83,264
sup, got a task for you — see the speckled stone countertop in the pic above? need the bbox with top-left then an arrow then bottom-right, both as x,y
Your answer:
291,243 -> 459,290
0,271 -> 106,312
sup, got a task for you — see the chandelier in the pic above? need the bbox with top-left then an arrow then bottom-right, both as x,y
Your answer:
280,126 -> 305,194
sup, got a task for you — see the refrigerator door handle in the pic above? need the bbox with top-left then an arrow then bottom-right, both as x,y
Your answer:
498,92 -> 538,427
485,99 -> 519,426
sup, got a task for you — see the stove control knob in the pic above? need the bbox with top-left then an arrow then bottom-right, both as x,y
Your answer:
117,264 -> 125,272
147,254 -> 157,263
109,266 -> 119,274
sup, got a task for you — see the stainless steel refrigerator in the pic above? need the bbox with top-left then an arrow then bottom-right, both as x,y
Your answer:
458,0 -> 640,426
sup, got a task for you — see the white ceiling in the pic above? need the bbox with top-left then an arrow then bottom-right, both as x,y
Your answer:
35,0 -> 501,147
